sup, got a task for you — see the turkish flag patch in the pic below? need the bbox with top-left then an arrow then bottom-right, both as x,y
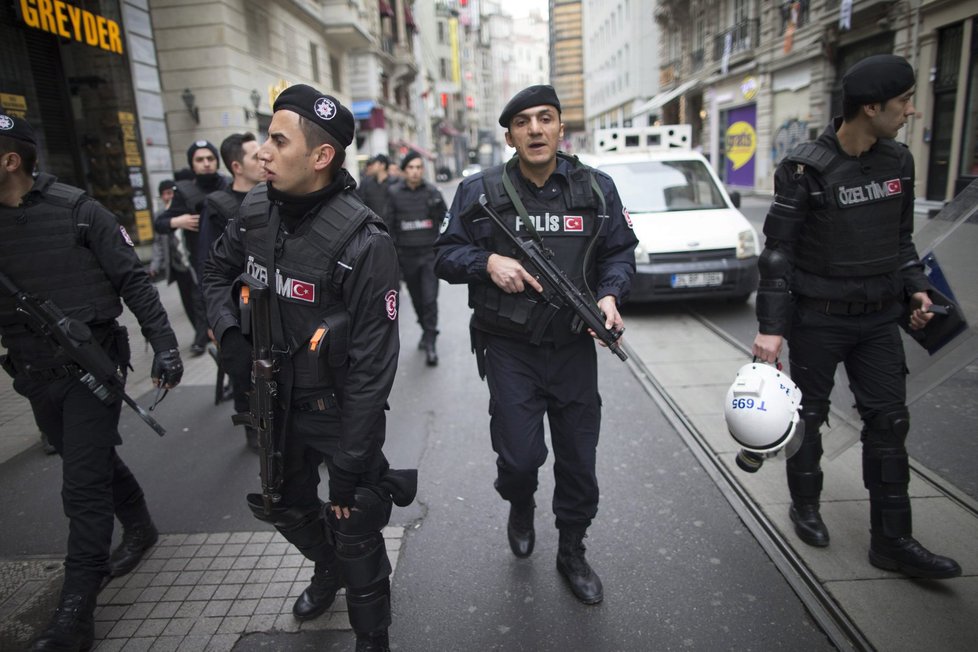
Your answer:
290,279 -> 316,303
564,215 -> 583,232
885,179 -> 902,195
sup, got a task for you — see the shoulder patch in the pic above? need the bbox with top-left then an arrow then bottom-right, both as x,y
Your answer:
119,226 -> 134,247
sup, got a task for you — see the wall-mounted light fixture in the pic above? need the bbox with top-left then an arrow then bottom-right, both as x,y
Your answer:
181,88 -> 199,124
244,89 -> 261,121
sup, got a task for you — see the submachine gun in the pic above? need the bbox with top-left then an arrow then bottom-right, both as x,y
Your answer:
0,269 -> 166,436
231,274 -> 283,515
477,194 -> 628,361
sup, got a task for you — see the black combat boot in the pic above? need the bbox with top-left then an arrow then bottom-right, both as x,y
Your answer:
109,521 -> 158,578
869,535 -> 962,579
507,501 -> 535,558
355,630 -> 391,652
292,561 -> 343,621
556,529 -> 603,605
30,591 -> 96,651
421,330 -> 438,366
789,503 -> 829,548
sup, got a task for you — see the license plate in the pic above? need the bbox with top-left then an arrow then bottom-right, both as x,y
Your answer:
670,272 -> 724,288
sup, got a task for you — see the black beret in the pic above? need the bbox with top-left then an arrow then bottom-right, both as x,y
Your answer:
400,150 -> 422,170
158,179 -> 177,195
273,84 -> 355,149
186,140 -> 220,169
0,113 -> 37,145
498,85 -> 561,128
369,154 -> 390,167
843,55 -> 916,105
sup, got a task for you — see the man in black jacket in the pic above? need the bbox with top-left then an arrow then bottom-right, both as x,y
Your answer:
202,85 -> 407,652
357,153 -> 393,222
386,150 -> 447,365
0,114 -> 184,651
752,55 -> 960,579
155,140 -> 228,356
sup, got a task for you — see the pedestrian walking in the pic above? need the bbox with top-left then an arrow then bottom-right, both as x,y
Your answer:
387,150 -> 447,365
0,114 -> 184,651
751,54 -> 961,579
202,85 -> 411,652
434,85 -> 638,604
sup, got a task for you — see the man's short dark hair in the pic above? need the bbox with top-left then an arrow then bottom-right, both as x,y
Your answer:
0,134 -> 37,176
220,132 -> 256,172
842,96 -> 894,122
298,116 -> 346,174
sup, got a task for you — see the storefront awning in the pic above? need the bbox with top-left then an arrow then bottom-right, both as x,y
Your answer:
351,100 -> 374,120
632,80 -> 699,116
394,141 -> 435,160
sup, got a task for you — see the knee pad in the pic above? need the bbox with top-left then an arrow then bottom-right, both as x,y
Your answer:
862,408 -> 911,492
346,578 -> 391,636
327,487 -> 393,590
247,496 -> 333,563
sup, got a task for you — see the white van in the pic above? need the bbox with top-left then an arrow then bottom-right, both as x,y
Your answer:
579,126 -> 759,302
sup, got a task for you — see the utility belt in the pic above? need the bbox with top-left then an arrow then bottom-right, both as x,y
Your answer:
292,391 -> 339,413
5,360 -> 82,381
797,296 -> 890,315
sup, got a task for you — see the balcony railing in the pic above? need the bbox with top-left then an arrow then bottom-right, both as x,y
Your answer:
713,18 -> 760,62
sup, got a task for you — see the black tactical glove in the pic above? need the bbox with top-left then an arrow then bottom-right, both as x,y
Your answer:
151,348 -> 183,387
219,328 -> 252,389
328,465 -> 361,508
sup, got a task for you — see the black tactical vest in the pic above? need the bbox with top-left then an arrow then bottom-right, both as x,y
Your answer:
205,189 -> 241,233
0,175 -> 122,361
390,181 -> 443,249
175,179 -> 208,213
237,183 -> 384,388
469,158 -> 602,342
787,139 -> 908,277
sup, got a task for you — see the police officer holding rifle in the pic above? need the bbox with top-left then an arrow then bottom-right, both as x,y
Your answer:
0,113 -> 183,651
203,85 -> 412,652
435,85 -> 638,605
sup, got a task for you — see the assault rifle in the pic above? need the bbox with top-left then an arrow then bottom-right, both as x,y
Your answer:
477,194 -> 627,361
231,274 -> 283,514
0,269 -> 166,436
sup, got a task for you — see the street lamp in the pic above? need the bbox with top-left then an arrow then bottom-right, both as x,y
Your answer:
181,88 -> 199,124
244,89 -> 261,121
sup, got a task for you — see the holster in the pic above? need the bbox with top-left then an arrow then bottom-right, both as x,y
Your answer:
470,321 -> 487,380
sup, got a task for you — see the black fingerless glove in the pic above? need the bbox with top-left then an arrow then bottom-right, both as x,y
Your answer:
219,328 -> 252,387
151,348 -> 183,386
328,465 -> 361,508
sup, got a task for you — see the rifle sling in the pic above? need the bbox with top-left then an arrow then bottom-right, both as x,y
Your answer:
262,206 -> 293,437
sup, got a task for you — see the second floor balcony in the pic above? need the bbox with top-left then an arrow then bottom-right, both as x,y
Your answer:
713,18 -> 760,65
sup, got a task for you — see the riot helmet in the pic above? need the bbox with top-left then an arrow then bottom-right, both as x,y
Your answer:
724,361 -> 804,473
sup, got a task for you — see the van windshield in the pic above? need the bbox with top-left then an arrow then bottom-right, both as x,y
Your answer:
597,160 -> 727,213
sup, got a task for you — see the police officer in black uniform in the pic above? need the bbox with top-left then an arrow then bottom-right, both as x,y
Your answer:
156,139 -> 228,356
0,114 -> 184,651
386,150 -> 447,365
202,85 -> 409,652
434,85 -> 638,604
752,55 -> 961,579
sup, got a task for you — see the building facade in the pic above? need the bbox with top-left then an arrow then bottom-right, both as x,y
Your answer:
582,0 -> 661,149
654,0 -> 978,201
551,0 -> 586,151
2,0 -> 168,242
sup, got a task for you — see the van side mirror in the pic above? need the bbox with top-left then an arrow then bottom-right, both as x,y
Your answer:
728,190 -> 741,208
